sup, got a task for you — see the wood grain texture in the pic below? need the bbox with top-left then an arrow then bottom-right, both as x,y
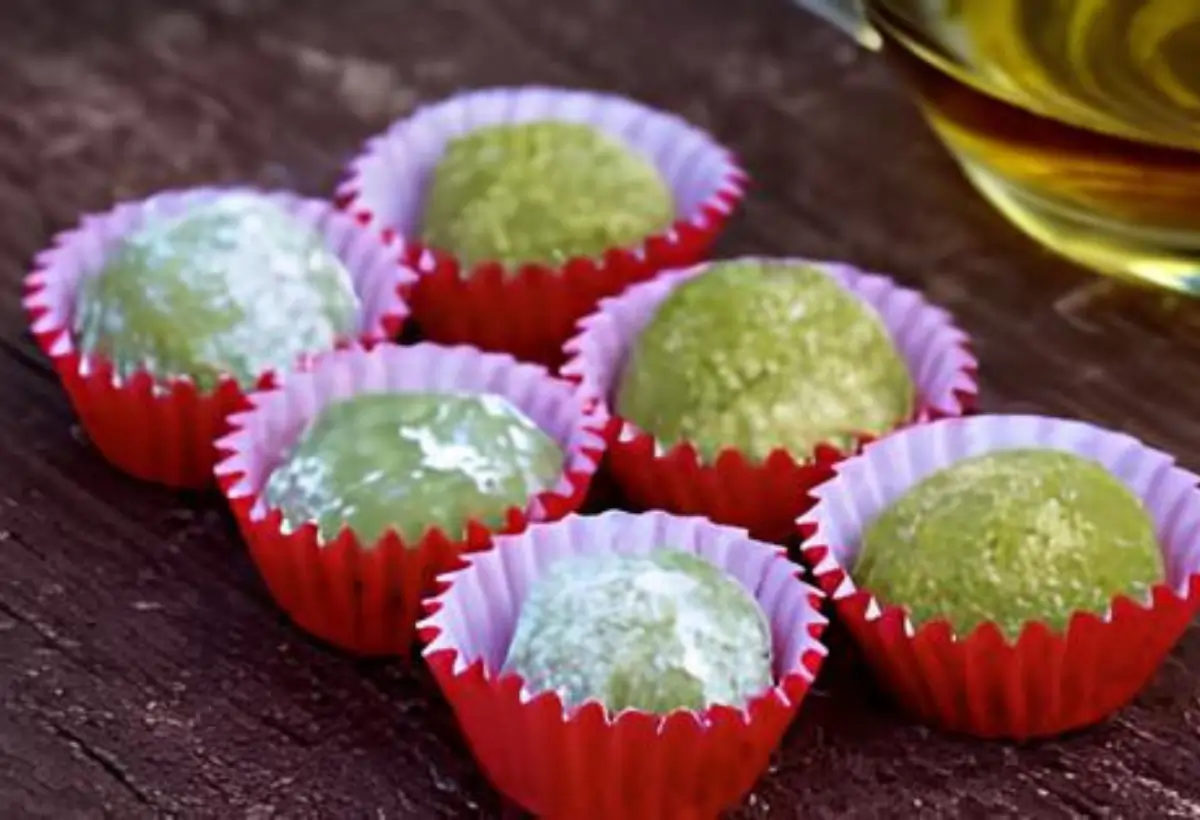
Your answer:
2,0 -> 1199,817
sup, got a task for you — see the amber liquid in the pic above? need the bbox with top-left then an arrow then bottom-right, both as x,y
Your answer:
868,0 -> 1200,291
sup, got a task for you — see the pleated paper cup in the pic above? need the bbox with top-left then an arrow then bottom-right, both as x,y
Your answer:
561,257 -> 978,542
23,186 -> 414,489
337,85 -> 747,366
799,414 -> 1200,740
214,342 -> 608,656
419,510 -> 828,819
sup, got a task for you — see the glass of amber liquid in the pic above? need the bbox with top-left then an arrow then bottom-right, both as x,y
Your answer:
797,0 -> 1200,293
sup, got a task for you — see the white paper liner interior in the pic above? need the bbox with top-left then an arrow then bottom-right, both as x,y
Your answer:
339,86 -> 744,249
215,342 -> 607,526
799,414 -> 1200,627
421,509 -> 828,721
25,186 -> 412,378
562,257 -> 978,450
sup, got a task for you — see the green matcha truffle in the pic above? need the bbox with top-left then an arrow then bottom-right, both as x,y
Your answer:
616,260 -> 914,462
503,550 -> 773,714
74,193 -> 360,391
262,391 -> 564,545
855,449 -> 1163,638
422,121 -> 674,269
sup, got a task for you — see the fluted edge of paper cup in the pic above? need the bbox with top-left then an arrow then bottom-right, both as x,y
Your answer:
418,509 -> 828,818
24,185 -> 416,395
215,341 -> 609,546
798,413 -> 1200,739
563,257 -> 978,459
336,85 -> 747,276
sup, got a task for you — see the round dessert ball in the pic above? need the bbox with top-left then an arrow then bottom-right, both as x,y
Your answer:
503,549 -> 773,714
422,121 -> 674,269
855,449 -> 1163,638
262,392 -> 564,544
616,260 -> 914,461
73,193 -> 360,390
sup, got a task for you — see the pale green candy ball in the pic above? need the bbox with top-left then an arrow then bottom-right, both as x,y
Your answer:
856,449 -> 1163,639
503,550 -> 773,714
617,259 -> 914,462
74,193 -> 360,391
422,121 -> 674,270
263,392 -> 564,545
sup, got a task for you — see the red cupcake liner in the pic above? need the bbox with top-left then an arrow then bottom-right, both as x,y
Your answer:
419,509 -> 828,819
23,186 -> 414,489
335,86 -> 747,367
561,257 -> 978,543
214,342 -> 608,657
798,414 -> 1200,740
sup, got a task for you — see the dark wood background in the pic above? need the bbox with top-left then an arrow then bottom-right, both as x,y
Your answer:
3,0 -> 1200,817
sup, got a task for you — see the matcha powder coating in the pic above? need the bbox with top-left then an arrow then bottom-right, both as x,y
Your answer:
422,121 -> 675,269
262,392 -> 565,545
503,550 -> 773,715
616,260 -> 914,462
73,193 -> 360,391
855,449 -> 1163,639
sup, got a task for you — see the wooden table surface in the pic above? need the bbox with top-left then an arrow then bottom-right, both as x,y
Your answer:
4,1 -> 1200,817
